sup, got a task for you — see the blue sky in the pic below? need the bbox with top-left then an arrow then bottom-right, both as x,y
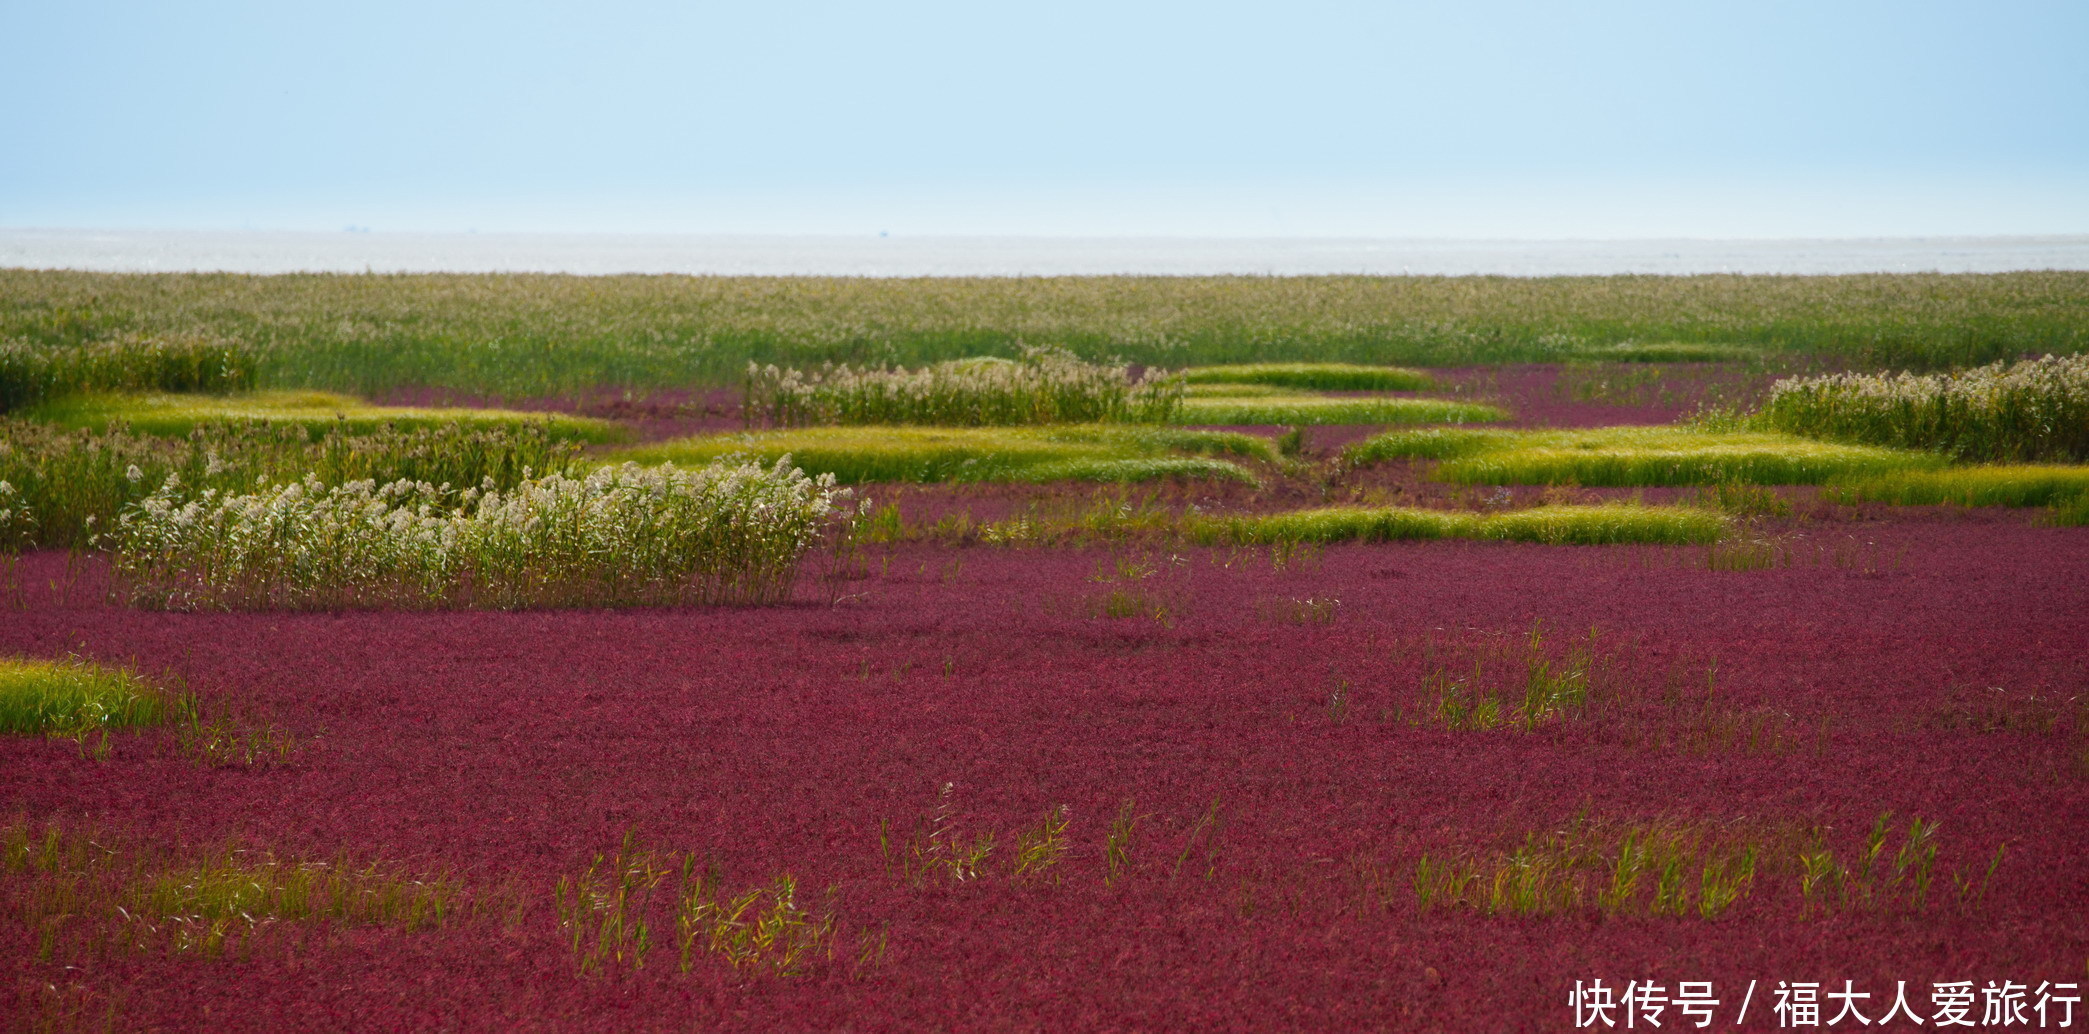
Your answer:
3,0 -> 2085,236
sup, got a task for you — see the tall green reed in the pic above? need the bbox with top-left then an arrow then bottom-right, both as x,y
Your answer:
1764,353 -> 2089,461
745,347 -> 1183,427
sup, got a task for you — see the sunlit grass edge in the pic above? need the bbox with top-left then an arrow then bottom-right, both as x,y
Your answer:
24,391 -> 627,443
611,425 -> 1273,485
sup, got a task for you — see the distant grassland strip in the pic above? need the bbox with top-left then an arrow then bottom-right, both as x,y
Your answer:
1180,363 -> 1435,391
24,390 -> 625,442
1173,395 -> 1505,426
1191,504 -> 1725,546
613,426 -> 1274,485
4,270 -> 2084,396
1345,427 -> 1944,485
1836,465 -> 2089,508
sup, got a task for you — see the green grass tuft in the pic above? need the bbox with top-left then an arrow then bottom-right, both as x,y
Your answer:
24,390 -> 626,443
612,425 -> 1272,485
1191,504 -> 1724,546
0,658 -> 186,736
1173,395 -> 1506,426
1345,426 -> 1943,485
1180,363 -> 1435,391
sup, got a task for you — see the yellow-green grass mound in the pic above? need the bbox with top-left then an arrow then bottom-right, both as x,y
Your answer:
612,425 -> 1275,485
25,391 -> 627,443
1174,394 -> 1505,426
0,658 -> 185,736
1191,504 -> 1724,546
1345,426 -> 1943,486
1835,465 -> 2089,508
1180,363 -> 1435,391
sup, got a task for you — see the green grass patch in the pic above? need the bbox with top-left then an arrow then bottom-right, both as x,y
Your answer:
613,425 -> 1272,485
1191,503 -> 1724,546
0,658 -> 185,736
1345,426 -> 1944,485
1835,465 -> 2089,507
1173,395 -> 1505,426
1180,362 -> 1435,391
24,390 -> 626,442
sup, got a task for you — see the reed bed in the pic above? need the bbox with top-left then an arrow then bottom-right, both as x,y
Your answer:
0,420 -> 580,550
5,270 -> 2081,397
1345,426 -> 1943,485
0,657 -> 186,736
1173,395 -> 1505,426
108,459 -> 848,610
24,389 -> 624,442
743,348 -> 1180,427
614,425 -> 1272,485
1764,353 -> 2089,461
1179,363 -> 1434,391
1834,464 -> 2089,508
0,335 -> 261,412
1190,504 -> 1725,547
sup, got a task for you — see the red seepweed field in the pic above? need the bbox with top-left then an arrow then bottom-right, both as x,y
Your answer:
3,367 -> 2086,1032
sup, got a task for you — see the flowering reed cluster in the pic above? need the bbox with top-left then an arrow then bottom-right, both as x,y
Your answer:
743,347 -> 1183,427
0,419 -> 580,550
0,335 -> 260,412
1764,353 -> 2089,461
108,458 -> 849,610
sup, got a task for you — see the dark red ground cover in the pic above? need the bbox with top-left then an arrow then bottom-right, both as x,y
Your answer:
3,503 -> 2085,1031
